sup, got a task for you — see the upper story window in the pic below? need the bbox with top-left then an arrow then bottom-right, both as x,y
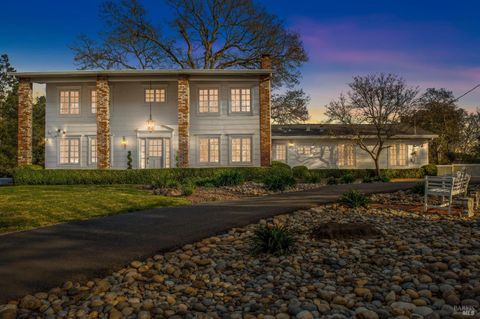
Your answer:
338,144 -> 355,166
390,143 -> 407,166
231,136 -> 251,163
59,138 -> 80,164
199,89 -> 219,113
274,144 -> 287,161
60,90 -> 80,115
145,88 -> 165,103
91,90 -> 97,114
231,88 -> 251,113
199,137 -> 220,164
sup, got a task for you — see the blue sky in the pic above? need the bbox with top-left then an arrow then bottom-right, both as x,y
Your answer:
2,0 -> 479,121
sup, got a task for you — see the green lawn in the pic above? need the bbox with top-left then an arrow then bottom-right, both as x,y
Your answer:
0,185 -> 189,234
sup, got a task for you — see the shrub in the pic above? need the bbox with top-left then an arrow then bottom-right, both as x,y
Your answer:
339,173 -> 355,184
251,225 -> 295,256
362,175 -> 373,183
127,151 -> 133,169
181,180 -> 195,196
422,164 -> 437,176
271,161 -> 291,170
411,182 -> 425,195
263,167 -> 296,191
373,175 -> 390,182
326,176 -> 338,185
305,172 -> 321,183
292,165 -> 309,180
215,170 -> 244,186
192,176 -> 217,187
340,190 -> 370,208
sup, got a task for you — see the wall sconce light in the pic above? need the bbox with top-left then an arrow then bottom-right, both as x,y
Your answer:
57,129 -> 66,136
121,136 -> 128,149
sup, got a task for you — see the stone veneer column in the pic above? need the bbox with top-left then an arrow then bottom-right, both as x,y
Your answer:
177,76 -> 190,168
259,55 -> 272,166
96,76 -> 111,169
17,78 -> 33,166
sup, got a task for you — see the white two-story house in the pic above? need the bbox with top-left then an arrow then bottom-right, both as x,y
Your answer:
13,55 -> 435,170
14,56 -> 273,169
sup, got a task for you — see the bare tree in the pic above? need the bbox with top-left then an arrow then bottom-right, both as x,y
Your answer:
325,74 -> 418,176
272,89 -> 310,124
71,0 -> 307,87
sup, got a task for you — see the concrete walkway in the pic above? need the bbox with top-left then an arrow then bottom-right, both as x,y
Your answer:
0,181 -> 416,302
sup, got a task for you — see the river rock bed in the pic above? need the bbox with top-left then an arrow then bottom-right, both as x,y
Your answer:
2,193 -> 480,319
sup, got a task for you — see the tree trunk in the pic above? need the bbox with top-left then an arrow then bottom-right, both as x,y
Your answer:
374,158 -> 380,177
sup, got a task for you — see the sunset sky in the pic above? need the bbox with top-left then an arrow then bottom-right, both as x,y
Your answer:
1,0 -> 479,121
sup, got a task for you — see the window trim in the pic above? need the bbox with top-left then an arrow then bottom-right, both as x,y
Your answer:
197,135 -> 221,166
229,135 -> 253,165
57,87 -> 82,117
197,88 -> 220,114
144,86 -> 167,104
229,87 -> 253,115
337,143 -> 356,167
297,145 -> 314,156
58,137 -> 81,166
87,136 -> 97,166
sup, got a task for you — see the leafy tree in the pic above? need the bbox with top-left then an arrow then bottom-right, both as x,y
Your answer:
326,73 -> 418,176
71,0 -> 310,123
0,54 -> 45,175
271,89 -> 310,124
405,88 -> 466,164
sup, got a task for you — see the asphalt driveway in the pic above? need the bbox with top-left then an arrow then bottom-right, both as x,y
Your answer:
0,181 -> 416,302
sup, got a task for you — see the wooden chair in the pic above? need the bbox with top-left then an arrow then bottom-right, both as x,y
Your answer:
424,172 -> 471,214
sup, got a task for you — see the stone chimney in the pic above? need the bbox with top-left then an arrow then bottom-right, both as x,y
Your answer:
261,54 -> 272,69
259,54 -> 272,166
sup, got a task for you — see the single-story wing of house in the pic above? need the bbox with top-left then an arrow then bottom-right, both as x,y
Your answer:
272,124 -> 437,169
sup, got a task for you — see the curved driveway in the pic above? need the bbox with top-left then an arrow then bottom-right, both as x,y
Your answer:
0,181 -> 416,302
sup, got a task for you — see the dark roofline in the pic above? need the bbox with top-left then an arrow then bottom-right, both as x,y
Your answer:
272,124 -> 438,139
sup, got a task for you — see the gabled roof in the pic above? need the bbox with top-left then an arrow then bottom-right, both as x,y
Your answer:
272,124 -> 437,138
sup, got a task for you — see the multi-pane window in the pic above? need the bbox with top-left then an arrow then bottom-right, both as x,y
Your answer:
145,88 -> 166,103
60,90 -> 80,115
298,145 -> 313,155
230,89 -> 251,112
199,89 -> 219,113
91,90 -> 97,114
338,144 -> 355,166
231,137 -> 251,163
164,138 -> 171,168
59,138 -> 80,164
89,138 -> 97,164
199,137 -> 220,163
274,144 -> 287,161
390,143 -> 407,166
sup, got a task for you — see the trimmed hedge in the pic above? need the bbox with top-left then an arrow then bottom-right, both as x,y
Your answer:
14,165 -> 434,185
14,167 -> 271,185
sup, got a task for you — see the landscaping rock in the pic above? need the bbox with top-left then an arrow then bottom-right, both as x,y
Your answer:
2,190 -> 479,318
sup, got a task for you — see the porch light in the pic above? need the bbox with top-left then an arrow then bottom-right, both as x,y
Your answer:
146,118 -> 155,132
146,81 -> 155,132
121,136 -> 128,149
